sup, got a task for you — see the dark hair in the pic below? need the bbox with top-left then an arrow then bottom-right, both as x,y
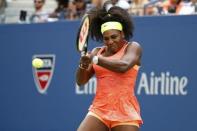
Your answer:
88,6 -> 134,42
55,0 -> 69,12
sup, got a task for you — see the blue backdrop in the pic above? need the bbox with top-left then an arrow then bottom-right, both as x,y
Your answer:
0,15 -> 197,131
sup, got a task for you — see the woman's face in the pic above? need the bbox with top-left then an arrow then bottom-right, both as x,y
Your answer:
103,29 -> 125,54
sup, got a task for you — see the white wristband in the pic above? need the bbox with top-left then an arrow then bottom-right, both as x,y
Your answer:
92,56 -> 98,64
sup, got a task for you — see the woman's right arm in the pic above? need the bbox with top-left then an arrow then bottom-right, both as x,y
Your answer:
76,47 -> 100,86
76,63 -> 94,86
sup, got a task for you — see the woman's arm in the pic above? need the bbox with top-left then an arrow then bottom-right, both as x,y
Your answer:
76,47 -> 100,86
76,64 -> 94,86
97,42 -> 142,73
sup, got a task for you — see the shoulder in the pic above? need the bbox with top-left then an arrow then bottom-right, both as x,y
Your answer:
125,41 -> 142,57
127,41 -> 142,50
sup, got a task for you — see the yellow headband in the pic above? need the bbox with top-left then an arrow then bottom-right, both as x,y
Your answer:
101,22 -> 123,34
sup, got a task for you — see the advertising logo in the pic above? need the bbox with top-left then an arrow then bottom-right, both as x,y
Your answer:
32,54 -> 55,94
75,72 -> 189,96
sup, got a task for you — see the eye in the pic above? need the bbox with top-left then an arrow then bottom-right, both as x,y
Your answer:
111,35 -> 118,39
103,37 -> 109,41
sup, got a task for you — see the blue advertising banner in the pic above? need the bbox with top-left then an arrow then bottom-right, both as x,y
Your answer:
0,15 -> 197,131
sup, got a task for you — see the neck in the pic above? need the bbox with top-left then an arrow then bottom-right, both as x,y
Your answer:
104,40 -> 127,56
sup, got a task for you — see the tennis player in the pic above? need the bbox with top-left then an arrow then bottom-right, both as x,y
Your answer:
76,6 -> 143,131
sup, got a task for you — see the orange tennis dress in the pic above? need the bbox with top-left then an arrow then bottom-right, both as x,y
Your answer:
89,43 -> 143,127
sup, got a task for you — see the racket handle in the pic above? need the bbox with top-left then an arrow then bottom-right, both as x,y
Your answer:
81,51 -> 86,56
81,43 -> 87,56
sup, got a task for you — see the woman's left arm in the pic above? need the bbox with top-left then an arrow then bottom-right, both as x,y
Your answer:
96,42 -> 142,73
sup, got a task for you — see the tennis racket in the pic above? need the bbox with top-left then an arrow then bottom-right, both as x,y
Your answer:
76,14 -> 90,56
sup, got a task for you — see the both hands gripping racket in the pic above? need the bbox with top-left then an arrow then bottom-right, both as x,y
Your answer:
76,15 -> 90,56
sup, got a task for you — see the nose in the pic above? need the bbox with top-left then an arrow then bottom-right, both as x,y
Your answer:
107,38 -> 113,45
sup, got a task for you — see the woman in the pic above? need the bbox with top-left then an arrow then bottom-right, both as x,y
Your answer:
76,6 -> 143,131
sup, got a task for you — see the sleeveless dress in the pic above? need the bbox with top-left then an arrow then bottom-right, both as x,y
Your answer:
89,43 -> 143,124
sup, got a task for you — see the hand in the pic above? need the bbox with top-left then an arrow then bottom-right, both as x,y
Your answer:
79,53 -> 92,69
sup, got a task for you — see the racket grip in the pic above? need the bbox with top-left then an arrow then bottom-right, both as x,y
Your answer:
81,51 -> 86,56
81,43 -> 87,56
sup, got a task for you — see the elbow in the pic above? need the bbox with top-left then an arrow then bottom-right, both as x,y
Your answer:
76,81 -> 82,86
117,64 -> 130,73
117,61 -> 137,73
76,80 -> 87,86
76,74 -> 88,86
118,67 -> 129,73
76,82 -> 84,87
